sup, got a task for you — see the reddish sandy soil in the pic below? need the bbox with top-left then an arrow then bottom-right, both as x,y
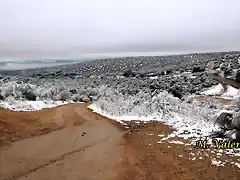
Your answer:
0,102 -> 240,180
190,95 -> 234,105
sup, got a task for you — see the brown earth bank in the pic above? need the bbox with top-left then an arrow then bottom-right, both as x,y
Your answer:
0,103 -> 240,180
189,95 -> 234,105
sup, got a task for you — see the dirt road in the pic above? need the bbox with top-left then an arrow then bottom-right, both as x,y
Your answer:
0,103 -> 239,180
1,104 -> 125,180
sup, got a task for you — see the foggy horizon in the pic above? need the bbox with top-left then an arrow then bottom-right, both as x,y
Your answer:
0,0 -> 240,61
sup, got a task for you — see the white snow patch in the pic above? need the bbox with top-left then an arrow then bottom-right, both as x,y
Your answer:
89,101 -> 218,140
189,152 -> 195,156
88,103 -> 154,123
149,76 -> 158,80
211,159 -> 225,167
0,100 -> 78,111
201,84 -> 239,99
201,84 -> 224,96
168,140 -> 185,145
222,86 -> 239,99
235,162 -> 240,169
182,71 -> 192,78
161,137 -> 170,141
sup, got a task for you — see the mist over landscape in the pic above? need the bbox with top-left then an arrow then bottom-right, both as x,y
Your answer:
0,0 -> 240,69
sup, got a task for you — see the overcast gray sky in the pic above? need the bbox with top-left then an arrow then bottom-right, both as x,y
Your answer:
0,0 -> 240,61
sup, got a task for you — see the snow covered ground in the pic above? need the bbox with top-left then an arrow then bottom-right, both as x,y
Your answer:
0,100 -> 84,111
0,82 -> 239,169
201,84 -> 239,99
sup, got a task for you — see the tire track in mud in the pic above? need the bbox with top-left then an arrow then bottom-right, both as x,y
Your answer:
4,136 -> 112,180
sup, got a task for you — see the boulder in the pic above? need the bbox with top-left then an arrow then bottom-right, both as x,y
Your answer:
215,112 -> 233,130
